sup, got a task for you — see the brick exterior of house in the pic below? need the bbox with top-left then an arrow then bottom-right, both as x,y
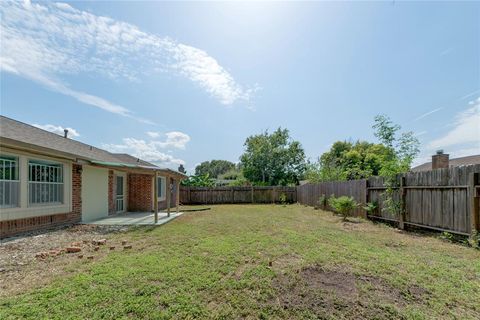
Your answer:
0,163 -> 83,239
1,164 -> 182,239
127,173 -> 153,212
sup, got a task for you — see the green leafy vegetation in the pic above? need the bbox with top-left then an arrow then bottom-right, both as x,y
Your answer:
2,205 -> 479,319
372,114 -> 420,217
180,174 -> 215,187
240,127 -> 307,186
195,160 -> 236,178
306,140 -> 394,182
327,196 -> 358,221
315,194 -> 327,210
306,115 -> 419,184
362,201 -> 378,215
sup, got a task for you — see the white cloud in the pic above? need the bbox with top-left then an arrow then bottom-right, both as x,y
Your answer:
33,123 -> 80,138
459,89 -> 480,100
427,97 -> 480,150
0,1 -> 255,116
102,131 -> 191,167
156,131 -> 191,150
439,47 -> 454,57
146,131 -> 160,138
103,138 -> 185,167
414,130 -> 427,137
413,107 -> 443,122
146,131 -> 190,149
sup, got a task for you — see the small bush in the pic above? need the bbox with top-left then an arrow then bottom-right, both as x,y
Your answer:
363,201 -> 378,215
328,196 -> 358,221
439,231 -> 454,242
468,231 -> 479,249
279,193 -> 287,205
315,194 -> 326,209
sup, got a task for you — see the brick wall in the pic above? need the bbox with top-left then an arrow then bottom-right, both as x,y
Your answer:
108,170 -> 116,215
128,173 -> 153,212
432,153 -> 449,170
0,163 -> 83,239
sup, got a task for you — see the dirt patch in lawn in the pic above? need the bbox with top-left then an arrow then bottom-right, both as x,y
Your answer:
271,264 -> 427,318
0,224 -> 131,297
271,253 -> 304,273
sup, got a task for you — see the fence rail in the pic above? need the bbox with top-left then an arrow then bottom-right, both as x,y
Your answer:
180,186 -> 297,204
297,179 -> 367,217
297,164 -> 480,236
179,165 -> 480,236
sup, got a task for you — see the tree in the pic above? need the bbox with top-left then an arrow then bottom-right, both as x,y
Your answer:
178,164 -> 186,174
240,128 -> 306,185
305,140 -> 393,182
372,114 -> 420,177
181,174 -> 215,187
372,114 -> 420,217
305,115 -> 420,184
195,160 -> 235,178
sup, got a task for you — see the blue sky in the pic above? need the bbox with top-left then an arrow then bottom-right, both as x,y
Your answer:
1,1 -> 479,172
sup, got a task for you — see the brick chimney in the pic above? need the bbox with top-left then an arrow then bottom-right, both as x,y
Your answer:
432,150 -> 449,169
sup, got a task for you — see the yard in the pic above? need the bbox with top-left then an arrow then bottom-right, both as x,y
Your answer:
1,204 -> 480,319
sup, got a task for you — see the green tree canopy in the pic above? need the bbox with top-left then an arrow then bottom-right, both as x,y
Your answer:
181,174 -> 215,187
240,128 -> 306,186
306,140 -> 394,182
194,160 -> 235,178
306,115 -> 420,183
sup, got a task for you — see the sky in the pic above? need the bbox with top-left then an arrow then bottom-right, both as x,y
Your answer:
1,0 -> 479,173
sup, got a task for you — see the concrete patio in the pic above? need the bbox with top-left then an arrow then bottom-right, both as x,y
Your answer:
85,211 -> 183,226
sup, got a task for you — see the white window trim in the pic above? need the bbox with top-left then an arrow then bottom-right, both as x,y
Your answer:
157,176 -> 166,201
0,148 -> 72,222
28,159 -> 65,207
0,154 -> 20,209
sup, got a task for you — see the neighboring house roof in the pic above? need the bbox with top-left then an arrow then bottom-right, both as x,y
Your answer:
411,155 -> 480,172
0,115 -> 186,177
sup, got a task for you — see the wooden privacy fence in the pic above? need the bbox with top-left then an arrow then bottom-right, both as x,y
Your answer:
180,186 -> 297,204
297,164 -> 480,236
296,180 -> 367,217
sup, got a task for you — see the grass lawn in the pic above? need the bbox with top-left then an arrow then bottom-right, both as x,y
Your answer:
1,204 -> 480,319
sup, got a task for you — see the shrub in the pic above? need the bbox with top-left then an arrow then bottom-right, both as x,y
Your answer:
181,174 -> 215,187
363,201 -> 378,215
315,194 -> 326,210
328,196 -> 358,221
279,193 -> 288,205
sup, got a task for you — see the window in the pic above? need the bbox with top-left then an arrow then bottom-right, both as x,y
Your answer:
157,176 -> 166,200
28,160 -> 64,205
0,156 -> 19,208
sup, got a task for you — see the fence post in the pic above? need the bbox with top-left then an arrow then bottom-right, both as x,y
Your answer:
251,185 -> 254,204
469,172 -> 479,236
272,187 -> 276,204
399,176 -> 406,230
363,179 -> 369,219
231,188 -> 234,204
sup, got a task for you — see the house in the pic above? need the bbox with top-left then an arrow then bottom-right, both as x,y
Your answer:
0,116 -> 187,239
411,150 -> 480,172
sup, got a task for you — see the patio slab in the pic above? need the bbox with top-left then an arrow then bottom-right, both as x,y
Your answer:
85,211 -> 183,225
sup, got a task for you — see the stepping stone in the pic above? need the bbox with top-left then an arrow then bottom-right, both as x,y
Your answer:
66,247 -> 81,253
